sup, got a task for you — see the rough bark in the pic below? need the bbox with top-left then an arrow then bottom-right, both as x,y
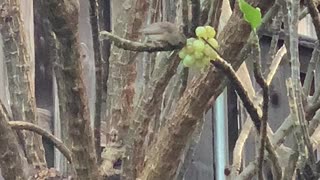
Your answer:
125,51 -> 180,178
89,0 -> 103,162
138,0 -> 274,179
44,1 -> 99,179
103,0 -> 147,179
0,0 -> 46,167
0,102 -> 26,180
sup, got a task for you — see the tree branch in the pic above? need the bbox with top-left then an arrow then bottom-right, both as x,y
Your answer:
125,50 -> 181,177
137,1 -> 274,179
305,0 -> 320,40
211,46 -> 280,180
99,31 -> 184,52
44,1 -> 99,179
9,121 -> 72,163
251,34 -> 269,180
303,42 -> 320,96
213,57 -> 262,128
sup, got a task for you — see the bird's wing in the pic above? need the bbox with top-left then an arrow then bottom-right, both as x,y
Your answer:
140,21 -> 176,34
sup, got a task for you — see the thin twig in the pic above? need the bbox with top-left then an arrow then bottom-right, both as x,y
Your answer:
306,100 -> 320,121
308,109 -> 320,135
211,58 -> 261,130
231,117 -> 253,177
205,2 -> 281,110
9,121 -> 72,163
282,151 -> 299,180
299,7 -> 309,20
251,34 -> 269,180
303,41 -> 320,96
211,53 -> 281,179
266,46 -> 287,85
230,44 -> 286,178
287,78 -> 306,166
305,0 -> 320,40
265,12 -> 282,76
100,31 -> 184,52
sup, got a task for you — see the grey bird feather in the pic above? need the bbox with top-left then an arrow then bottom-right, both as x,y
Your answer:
140,21 -> 186,46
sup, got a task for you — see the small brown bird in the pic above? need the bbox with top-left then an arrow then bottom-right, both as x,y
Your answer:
140,21 -> 187,46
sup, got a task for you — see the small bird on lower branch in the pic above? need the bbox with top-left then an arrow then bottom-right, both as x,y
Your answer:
140,21 -> 187,46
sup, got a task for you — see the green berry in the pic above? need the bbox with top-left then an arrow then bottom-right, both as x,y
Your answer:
183,55 -> 195,67
205,26 -> 216,38
186,45 -> 194,54
195,26 -> 207,39
187,38 -> 196,46
193,39 -> 205,51
194,51 -> 204,59
179,48 -> 187,59
207,38 -> 219,49
204,45 -> 218,59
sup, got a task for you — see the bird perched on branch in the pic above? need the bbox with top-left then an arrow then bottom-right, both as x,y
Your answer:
140,21 -> 187,46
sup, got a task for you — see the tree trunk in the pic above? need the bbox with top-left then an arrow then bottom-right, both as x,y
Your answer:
44,0 -> 99,179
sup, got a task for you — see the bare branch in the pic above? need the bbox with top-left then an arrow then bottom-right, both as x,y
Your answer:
306,100 -> 320,121
251,34 -> 269,180
308,110 -> 320,135
9,121 -> 72,163
303,42 -> 320,96
230,42 -> 286,178
266,46 -> 287,85
231,117 -> 253,177
287,78 -> 307,166
265,12 -> 282,76
212,57 -> 261,130
138,1 -> 274,179
283,151 -> 299,180
305,0 -> 320,40
99,31 -> 184,52
284,0 -> 316,167
212,56 -> 281,179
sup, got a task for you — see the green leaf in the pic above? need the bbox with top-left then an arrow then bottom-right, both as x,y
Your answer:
239,0 -> 262,30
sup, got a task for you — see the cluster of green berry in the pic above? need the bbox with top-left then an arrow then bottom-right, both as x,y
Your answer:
179,26 -> 219,68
